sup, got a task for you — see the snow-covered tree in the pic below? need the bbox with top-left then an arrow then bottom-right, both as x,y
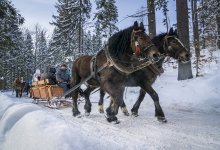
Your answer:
38,30 -> 48,71
198,0 -> 220,48
83,31 -> 93,55
51,0 -> 91,59
23,29 -> 35,80
92,21 -> 103,53
94,0 -> 118,37
0,0 -> 25,89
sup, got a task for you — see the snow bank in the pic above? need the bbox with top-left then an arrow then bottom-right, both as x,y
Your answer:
0,94 -> 122,150
1,110 -> 116,150
0,94 -> 15,118
154,67 -> 220,113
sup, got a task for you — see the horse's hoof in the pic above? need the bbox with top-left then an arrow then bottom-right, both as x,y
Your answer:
105,115 -> 119,123
131,112 -> 139,117
98,104 -> 104,113
123,112 -> 130,116
121,107 -> 129,116
99,110 -> 104,113
84,112 -> 90,116
157,116 -> 167,123
114,119 -> 120,124
73,111 -> 81,117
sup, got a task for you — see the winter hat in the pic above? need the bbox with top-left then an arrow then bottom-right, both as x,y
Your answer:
35,69 -> 41,74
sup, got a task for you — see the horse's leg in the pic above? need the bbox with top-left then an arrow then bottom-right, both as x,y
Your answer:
71,78 -> 81,116
131,88 -> 146,116
107,94 -> 129,116
16,90 -> 18,97
72,88 -> 81,116
120,101 -> 129,116
20,88 -> 23,97
98,89 -> 105,113
105,87 -> 124,123
84,86 -> 96,115
141,84 -> 167,123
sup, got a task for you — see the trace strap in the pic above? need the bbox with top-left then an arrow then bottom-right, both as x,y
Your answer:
53,61 -> 110,100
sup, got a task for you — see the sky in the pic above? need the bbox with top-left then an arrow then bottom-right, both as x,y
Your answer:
11,0 -> 176,35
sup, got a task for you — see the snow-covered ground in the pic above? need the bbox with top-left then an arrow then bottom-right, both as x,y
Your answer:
0,49 -> 220,150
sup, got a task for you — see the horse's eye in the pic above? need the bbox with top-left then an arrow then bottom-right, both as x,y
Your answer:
139,37 -> 144,40
172,40 -> 177,43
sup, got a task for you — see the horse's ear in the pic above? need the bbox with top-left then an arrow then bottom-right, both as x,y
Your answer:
140,22 -> 144,30
169,27 -> 174,35
133,21 -> 139,30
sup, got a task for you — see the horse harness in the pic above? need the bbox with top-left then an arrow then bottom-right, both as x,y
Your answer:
163,35 -> 186,59
90,43 -> 164,79
58,44 -> 160,99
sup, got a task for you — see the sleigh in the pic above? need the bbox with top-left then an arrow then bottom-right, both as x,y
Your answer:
30,79 -> 72,108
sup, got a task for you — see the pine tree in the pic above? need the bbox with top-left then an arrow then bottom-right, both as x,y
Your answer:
94,0 -> 118,38
23,29 -> 35,80
47,27 -> 64,66
92,21 -> 103,53
83,31 -> 93,55
198,0 -> 220,48
51,0 -> 91,59
0,0 -> 24,89
38,30 -> 48,71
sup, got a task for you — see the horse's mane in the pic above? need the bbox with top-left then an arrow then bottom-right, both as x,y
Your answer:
108,26 -> 134,58
152,30 -> 178,46
151,33 -> 167,46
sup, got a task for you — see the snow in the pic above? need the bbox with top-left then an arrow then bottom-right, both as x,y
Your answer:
0,50 -> 220,150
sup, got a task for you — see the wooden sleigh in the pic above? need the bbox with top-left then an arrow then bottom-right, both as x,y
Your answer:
30,79 -> 72,108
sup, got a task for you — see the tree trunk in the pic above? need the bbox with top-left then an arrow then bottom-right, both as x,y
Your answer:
147,0 -> 156,39
216,15 -> 220,49
192,0 -> 201,77
201,0 -> 206,49
176,0 -> 193,80
79,0 -> 82,54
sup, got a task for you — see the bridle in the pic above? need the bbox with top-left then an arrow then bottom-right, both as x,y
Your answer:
131,29 -> 156,60
163,35 -> 186,59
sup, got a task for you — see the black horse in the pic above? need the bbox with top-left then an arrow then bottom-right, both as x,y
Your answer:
95,28 -> 191,122
71,21 -> 160,123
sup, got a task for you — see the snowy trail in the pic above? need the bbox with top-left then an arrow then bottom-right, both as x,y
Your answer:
48,99 -> 220,150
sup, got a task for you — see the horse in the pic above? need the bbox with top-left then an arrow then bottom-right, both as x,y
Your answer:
13,78 -> 26,97
71,21 -> 160,123
97,28 -> 191,122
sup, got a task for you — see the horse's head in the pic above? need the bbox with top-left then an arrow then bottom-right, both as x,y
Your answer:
131,21 -> 160,63
163,28 -> 190,63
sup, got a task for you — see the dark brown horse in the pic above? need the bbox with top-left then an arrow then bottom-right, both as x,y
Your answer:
97,28 -> 190,122
13,78 -> 25,97
71,21 -> 160,123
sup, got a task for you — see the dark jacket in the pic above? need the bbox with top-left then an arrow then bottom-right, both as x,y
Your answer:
41,67 -> 57,85
56,68 -> 70,83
